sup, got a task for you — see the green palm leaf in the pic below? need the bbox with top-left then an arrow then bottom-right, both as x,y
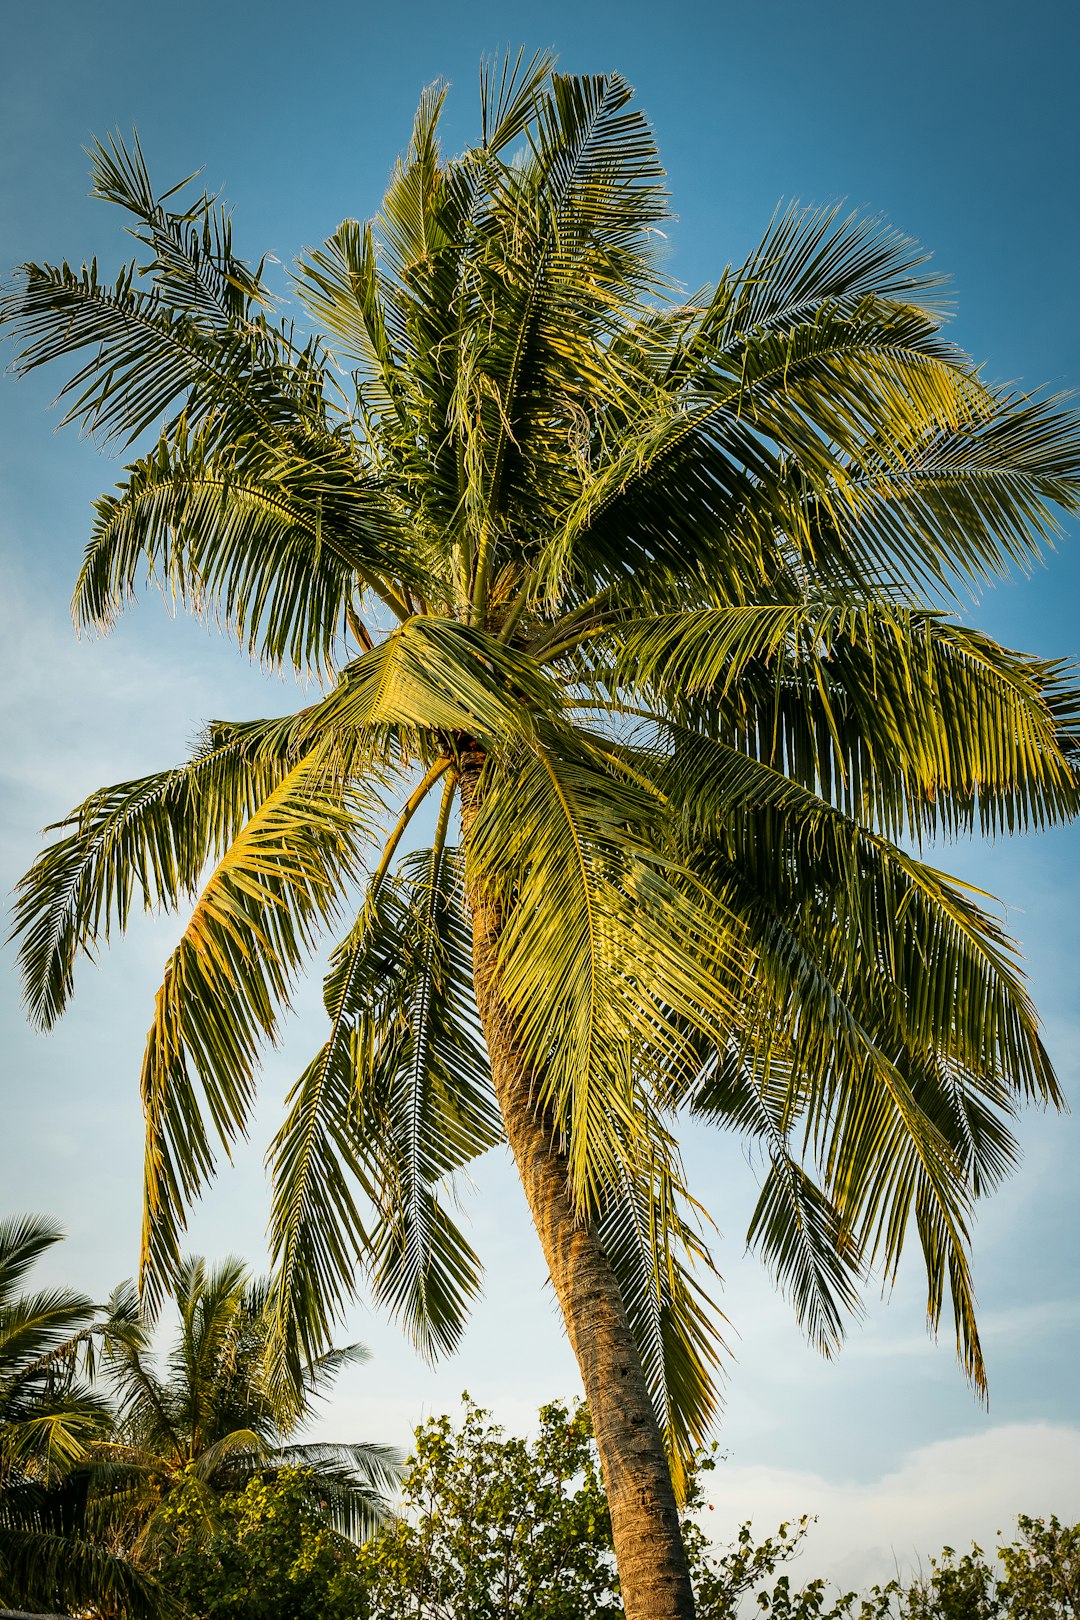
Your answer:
9,716 -> 311,1031
269,808 -> 501,1372
468,723 -> 743,1212
597,1127 -> 726,1496
77,415 -> 414,669
619,602 -> 1080,837
139,751 -> 377,1307
0,1524 -> 170,1619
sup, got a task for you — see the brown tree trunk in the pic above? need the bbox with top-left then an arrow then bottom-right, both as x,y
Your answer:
461,762 -> 697,1620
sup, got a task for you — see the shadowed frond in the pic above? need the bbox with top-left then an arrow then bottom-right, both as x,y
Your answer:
76,414 -> 414,669
0,1525 -> 170,1619
598,1124 -> 726,1500
269,808 -> 500,1376
694,1051 -> 865,1354
268,1441 -> 400,1538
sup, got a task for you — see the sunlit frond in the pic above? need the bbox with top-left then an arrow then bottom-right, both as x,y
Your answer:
313,613 -> 562,741
139,750 -> 377,1308
468,722 -> 744,1213
617,601 -> 1080,839
10,716 -> 312,1031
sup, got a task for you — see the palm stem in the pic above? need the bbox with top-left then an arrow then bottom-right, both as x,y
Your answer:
367,758 -> 453,896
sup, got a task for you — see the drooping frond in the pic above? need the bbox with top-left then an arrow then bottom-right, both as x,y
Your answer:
76,414 -> 415,669
139,750 -> 378,1308
616,601 -> 1080,839
269,810 -> 500,1376
597,1120 -> 726,1499
361,841 -> 500,1356
662,725 -> 1059,1101
0,1524 -> 170,1619
268,1440 -> 400,1538
677,766 -> 1057,1386
467,721 -> 745,1214
10,715 -> 313,1031
694,1051 -> 865,1354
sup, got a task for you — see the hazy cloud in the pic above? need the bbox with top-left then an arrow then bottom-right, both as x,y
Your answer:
699,1423 -> 1080,1593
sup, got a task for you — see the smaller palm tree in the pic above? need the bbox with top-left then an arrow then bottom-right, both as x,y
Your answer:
101,1255 -> 398,1565
0,1213 -> 161,1617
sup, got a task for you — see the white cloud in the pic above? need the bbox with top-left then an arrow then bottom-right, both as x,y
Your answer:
698,1422 -> 1080,1594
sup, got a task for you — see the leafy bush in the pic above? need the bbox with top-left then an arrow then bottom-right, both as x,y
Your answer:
856,1515 -> 1080,1619
152,1467 -> 369,1620
357,1396 -> 852,1620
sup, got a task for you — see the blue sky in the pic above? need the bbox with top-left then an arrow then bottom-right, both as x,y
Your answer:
2,0 -> 1079,1588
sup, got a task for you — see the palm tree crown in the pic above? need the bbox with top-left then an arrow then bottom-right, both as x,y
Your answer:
5,54 -> 1080,1620
102,1256 -> 398,1553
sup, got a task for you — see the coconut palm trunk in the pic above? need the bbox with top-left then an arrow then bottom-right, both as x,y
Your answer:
461,761 -> 696,1620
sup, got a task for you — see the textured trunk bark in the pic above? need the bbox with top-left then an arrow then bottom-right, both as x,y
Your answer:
461,763 -> 697,1620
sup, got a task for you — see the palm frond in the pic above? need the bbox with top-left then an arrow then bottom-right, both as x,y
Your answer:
697,1051 -> 865,1354
0,1525 -> 170,1619
269,811 -> 500,1374
597,1122 -> 726,1500
680,785 -> 1056,1386
313,614 -> 561,742
691,203 -> 948,359
10,716 -> 311,1031
139,750 -> 374,1309
295,219 -> 406,415
268,1441 -> 401,1537
0,1219 -> 66,1302
88,131 -> 271,327
362,841 -> 500,1357
468,723 -> 743,1213
76,414 -> 414,669
617,601 -> 1080,839
0,133 -> 313,450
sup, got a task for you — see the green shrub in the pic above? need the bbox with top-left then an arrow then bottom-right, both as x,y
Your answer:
152,1466 -> 368,1620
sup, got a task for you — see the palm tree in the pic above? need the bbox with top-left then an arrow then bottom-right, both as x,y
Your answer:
0,1215 -> 160,1617
99,1255 -> 398,1562
4,56 -> 1080,1619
